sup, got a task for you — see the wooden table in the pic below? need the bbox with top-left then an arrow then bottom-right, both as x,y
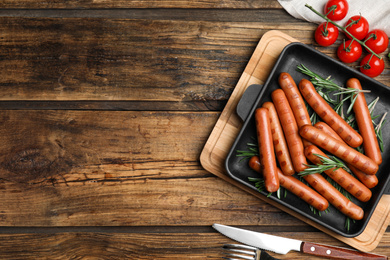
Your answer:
0,1 -> 388,259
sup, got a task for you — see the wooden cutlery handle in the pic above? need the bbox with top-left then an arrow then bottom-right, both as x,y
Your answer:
301,242 -> 388,259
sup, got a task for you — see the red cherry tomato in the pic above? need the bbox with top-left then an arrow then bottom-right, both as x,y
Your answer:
364,29 -> 389,54
359,54 -> 384,77
314,22 -> 339,47
337,40 -> 362,63
345,15 -> 369,40
324,0 -> 349,21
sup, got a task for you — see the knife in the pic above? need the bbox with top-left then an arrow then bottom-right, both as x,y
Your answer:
213,224 -> 389,259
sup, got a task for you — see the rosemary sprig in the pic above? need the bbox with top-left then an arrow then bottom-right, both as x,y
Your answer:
297,64 -> 370,94
299,154 -> 349,176
236,141 -> 258,161
345,217 -> 355,231
375,112 -> 387,152
343,98 -> 386,152
297,64 -> 370,113
248,177 -> 273,197
346,97 -> 380,125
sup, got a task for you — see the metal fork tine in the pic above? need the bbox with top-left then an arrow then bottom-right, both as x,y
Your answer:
224,248 -> 256,256
222,244 -> 257,260
223,253 -> 254,260
223,244 -> 257,250
222,257 -> 249,260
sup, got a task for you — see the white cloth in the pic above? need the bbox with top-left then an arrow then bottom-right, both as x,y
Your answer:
277,0 -> 390,37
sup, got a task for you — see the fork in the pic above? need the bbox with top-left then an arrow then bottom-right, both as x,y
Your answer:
222,244 -> 279,260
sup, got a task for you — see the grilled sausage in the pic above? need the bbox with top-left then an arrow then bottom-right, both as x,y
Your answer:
272,89 -> 307,172
249,156 -> 328,211
278,73 -> 313,148
314,121 -> 378,188
255,108 -> 279,192
347,78 -> 382,165
302,171 -> 364,220
304,145 -> 372,202
299,125 -> 378,175
262,102 -> 295,176
299,79 -> 363,148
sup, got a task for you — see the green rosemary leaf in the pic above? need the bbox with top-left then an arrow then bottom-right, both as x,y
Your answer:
236,141 -> 259,161
298,154 -> 348,176
342,202 -> 355,232
347,92 -> 359,114
248,177 -> 273,197
296,64 -> 370,121
375,113 -> 387,152
378,127 -> 384,152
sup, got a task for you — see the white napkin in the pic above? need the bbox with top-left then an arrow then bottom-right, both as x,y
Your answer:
277,0 -> 390,37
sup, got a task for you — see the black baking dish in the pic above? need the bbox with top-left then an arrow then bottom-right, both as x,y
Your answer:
225,42 -> 390,237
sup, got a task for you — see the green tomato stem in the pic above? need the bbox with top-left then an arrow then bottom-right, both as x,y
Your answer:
305,4 -> 382,59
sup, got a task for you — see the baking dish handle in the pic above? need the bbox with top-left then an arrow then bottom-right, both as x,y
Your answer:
236,84 -> 263,122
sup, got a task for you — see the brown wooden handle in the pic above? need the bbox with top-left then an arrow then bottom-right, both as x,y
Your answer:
301,242 -> 388,259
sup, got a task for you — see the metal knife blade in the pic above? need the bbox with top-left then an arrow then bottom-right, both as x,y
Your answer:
213,223 -> 300,254
213,224 -> 389,259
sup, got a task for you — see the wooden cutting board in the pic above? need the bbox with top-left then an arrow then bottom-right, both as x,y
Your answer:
200,30 -> 390,252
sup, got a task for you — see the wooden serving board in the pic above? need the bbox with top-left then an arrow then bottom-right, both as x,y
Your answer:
200,30 -> 390,252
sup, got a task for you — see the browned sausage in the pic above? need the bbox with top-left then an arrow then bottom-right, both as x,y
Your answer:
279,73 -> 312,126
262,102 -> 295,176
299,79 -> 363,148
348,164 -> 378,189
299,125 -> 378,175
347,78 -> 382,165
279,73 -> 313,148
271,89 -> 307,173
302,171 -> 364,220
314,122 -> 378,188
304,145 -> 372,202
255,108 -> 279,192
249,156 -> 328,211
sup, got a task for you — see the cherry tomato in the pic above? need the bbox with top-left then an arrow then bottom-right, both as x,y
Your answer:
314,22 -> 339,47
359,54 -> 384,77
364,29 -> 389,54
345,15 -> 369,40
324,0 -> 349,21
337,40 -> 362,63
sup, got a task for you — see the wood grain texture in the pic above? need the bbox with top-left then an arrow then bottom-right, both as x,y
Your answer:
0,3 -> 388,259
0,232 -> 388,259
0,0 -> 282,9
0,15 -> 310,102
0,177 -> 307,227
1,15 -> 387,103
0,110 -> 305,227
0,110 -> 216,183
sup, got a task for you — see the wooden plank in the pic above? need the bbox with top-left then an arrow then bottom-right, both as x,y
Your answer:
0,9 -> 291,21
0,15 -> 311,102
0,232 -> 388,259
0,100 -> 226,111
0,110 -> 217,183
0,0 -> 282,9
0,177 -> 308,227
0,110 -> 305,227
2,16 -> 387,103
